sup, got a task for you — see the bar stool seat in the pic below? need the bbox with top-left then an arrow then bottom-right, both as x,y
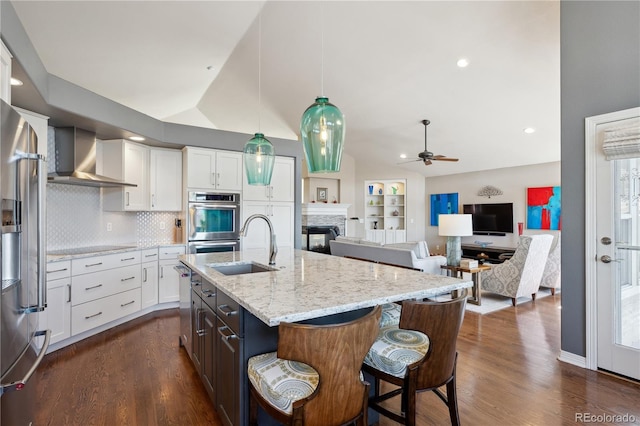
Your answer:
247,352 -> 318,415
364,325 -> 429,378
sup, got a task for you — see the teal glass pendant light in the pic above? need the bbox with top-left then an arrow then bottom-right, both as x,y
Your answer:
300,97 -> 345,173
243,12 -> 275,185
244,133 -> 275,185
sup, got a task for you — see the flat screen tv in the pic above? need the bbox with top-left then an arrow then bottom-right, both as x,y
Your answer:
463,203 -> 514,235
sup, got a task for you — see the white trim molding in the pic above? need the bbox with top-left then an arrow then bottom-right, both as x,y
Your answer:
558,350 -> 587,369
301,203 -> 351,216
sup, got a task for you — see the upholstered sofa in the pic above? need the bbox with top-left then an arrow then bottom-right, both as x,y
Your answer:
329,237 -> 447,275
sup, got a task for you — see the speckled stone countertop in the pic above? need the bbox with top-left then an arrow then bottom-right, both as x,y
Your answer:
179,248 -> 473,327
47,243 -> 185,262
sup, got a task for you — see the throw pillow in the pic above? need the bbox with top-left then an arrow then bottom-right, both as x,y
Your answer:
386,242 -> 423,258
418,241 -> 430,257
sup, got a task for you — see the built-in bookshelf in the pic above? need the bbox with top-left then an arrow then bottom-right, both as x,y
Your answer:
364,179 -> 406,244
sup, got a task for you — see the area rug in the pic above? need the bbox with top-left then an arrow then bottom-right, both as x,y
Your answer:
464,289 -> 557,315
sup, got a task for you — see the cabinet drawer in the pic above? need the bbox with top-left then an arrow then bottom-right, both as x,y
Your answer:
47,260 -> 71,281
141,248 -> 159,261
216,289 -> 243,337
159,245 -> 185,260
71,288 -> 141,335
72,264 -> 141,306
72,251 -> 141,275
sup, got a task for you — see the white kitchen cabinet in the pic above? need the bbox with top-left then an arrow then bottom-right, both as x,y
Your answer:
243,156 -> 295,202
184,146 -> 242,191
101,140 -> 149,211
158,245 -> 186,303
150,148 -> 182,211
241,201 -> 294,250
141,248 -> 159,309
1,40 -> 11,104
70,250 -> 142,335
42,261 -> 72,345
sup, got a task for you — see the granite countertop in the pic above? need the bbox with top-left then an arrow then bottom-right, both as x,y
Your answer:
179,248 -> 473,327
47,243 -> 186,262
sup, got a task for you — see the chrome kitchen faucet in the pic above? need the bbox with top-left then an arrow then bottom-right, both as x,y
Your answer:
239,214 -> 278,265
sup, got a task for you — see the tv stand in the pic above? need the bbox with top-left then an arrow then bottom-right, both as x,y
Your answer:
461,244 -> 516,264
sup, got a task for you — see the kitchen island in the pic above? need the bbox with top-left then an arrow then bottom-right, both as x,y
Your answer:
179,248 -> 472,426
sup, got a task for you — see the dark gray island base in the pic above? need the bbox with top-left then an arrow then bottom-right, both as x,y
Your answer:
178,248 -> 472,425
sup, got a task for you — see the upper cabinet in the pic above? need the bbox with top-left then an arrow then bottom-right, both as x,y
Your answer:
102,140 -> 182,211
243,156 -> 295,202
184,146 -> 242,191
150,148 -> 182,211
102,140 -> 150,211
0,41 -> 12,104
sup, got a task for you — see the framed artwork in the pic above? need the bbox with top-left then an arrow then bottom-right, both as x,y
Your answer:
527,186 -> 561,230
317,187 -> 328,202
430,193 -> 459,226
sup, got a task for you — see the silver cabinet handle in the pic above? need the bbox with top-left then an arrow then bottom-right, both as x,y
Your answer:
218,304 -> 238,317
85,262 -> 103,268
218,326 -> 238,350
120,300 -> 135,307
121,276 -> 135,282
143,268 -> 148,283
173,265 -> 190,277
160,266 -> 164,279
120,257 -> 136,262
85,311 -> 103,320
151,194 -> 155,208
216,172 -> 221,187
67,284 -> 71,303
47,267 -> 68,274
211,172 -> 216,186
85,284 -> 103,291
126,191 -> 130,206
196,308 -> 205,336
145,253 -> 158,258
0,330 -> 51,396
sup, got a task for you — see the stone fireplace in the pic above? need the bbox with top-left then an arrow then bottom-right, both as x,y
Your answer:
301,203 -> 351,236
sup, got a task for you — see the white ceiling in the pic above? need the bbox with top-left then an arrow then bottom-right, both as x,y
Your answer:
11,0 -> 560,177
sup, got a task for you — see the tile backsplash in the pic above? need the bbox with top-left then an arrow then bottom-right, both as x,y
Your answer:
46,126 -> 183,251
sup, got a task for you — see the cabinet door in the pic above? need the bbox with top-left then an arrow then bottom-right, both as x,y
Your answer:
0,41 -> 11,104
44,277 -> 72,344
141,261 -> 159,309
191,291 -> 203,373
240,202 -> 269,249
124,142 -> 150,210
158,259 -> 180,303
150,148 -> 182,211
270,157 -> 295,202
270,202 -> 294,248
215,150 -> 243,191
202,305 -> 217,403
216,316 -> 241,426
186,147 -> 216,189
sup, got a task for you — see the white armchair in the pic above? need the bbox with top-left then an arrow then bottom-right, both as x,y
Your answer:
481,235 -> 554,306
540,234 -> 561,295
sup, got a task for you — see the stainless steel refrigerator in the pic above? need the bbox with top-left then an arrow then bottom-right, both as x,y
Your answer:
0,99 -> 50,424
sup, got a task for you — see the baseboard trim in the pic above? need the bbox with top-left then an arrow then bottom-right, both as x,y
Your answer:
558,350 -> 587,369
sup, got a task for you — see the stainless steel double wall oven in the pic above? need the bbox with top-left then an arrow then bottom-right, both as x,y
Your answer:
187,192 -> 241,254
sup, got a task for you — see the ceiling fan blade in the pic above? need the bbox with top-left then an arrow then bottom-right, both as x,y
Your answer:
397,159 -> 423,165
432,156 -> 459,162
423,159 -> 432,166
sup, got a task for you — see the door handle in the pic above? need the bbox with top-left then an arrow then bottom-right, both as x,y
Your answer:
0,330 -> 51,396
600,255 -> 622,263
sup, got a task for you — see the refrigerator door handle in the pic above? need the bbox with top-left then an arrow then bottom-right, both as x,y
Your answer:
0,329 -> 51,396
17,153 -> 47,313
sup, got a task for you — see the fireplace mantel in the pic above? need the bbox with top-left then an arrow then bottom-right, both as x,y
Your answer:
302,203 -> 351,216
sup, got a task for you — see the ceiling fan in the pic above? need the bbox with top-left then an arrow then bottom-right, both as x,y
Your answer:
404,119 -> 459,166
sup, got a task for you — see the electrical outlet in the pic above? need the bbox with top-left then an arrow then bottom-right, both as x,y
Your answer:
159,222 -> 165,230
107,222 -> 112,232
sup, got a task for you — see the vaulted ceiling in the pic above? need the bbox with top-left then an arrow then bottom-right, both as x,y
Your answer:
11,0 -> 560,177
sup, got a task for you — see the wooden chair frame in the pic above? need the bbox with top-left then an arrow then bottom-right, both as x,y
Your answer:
362,291 -> 467,426
249,305 -> 382,426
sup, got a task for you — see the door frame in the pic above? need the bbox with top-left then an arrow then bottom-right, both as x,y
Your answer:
585,107 -> 640,371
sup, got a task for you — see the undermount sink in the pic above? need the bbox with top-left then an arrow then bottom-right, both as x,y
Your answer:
208,261 -> 278,276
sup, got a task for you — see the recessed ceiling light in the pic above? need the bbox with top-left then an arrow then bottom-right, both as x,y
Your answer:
129,136 -> 145,142
400,154 -> 407,159
456,58 -> 469,68
524,127 -> 536,134
10,77 -> 23,86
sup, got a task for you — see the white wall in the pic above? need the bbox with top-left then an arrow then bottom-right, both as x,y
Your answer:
302,153 -> 357,216
425,161 -> 561,249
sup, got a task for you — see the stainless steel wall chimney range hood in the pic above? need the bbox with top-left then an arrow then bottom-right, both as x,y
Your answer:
47,127 -> 137,187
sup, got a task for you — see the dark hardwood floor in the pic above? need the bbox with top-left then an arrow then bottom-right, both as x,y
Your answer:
35,294 -> 640,425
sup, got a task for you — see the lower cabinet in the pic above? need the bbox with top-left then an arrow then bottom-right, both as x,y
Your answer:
43,260 -> 72,345
158,245 -> 186,303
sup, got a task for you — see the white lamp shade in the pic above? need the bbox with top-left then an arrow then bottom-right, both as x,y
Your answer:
438,214 -> 473,236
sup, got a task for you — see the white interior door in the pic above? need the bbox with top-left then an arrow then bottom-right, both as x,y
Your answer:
589,108 -> 640,380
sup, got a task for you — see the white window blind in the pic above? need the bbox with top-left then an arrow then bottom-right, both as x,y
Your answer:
603,123 -> 640,160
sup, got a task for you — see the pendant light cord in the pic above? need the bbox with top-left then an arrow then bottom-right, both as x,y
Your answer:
320,1 -> 324,97
258,12 -> 262,132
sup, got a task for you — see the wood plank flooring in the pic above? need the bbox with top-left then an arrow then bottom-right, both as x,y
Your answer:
34,293 -> 640,425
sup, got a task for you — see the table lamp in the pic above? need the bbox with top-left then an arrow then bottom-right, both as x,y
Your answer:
438,214 -> 473,266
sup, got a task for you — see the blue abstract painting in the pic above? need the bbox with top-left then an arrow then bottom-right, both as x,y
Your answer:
527,186 -> 561,230
430,193 -> 459,226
